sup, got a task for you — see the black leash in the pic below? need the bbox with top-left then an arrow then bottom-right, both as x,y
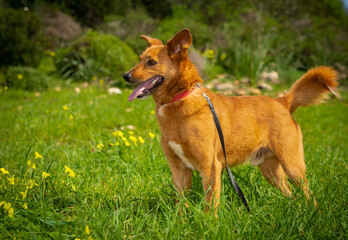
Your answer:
196,84 -> 251,212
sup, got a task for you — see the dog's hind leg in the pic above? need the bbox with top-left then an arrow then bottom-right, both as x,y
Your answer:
271,129 -> 317,205
258,155 -> 292,196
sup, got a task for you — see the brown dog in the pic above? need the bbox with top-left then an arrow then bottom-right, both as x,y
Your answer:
124,29 -> 338,211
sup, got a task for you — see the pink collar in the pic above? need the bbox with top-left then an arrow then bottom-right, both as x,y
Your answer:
162,88 -> 195,105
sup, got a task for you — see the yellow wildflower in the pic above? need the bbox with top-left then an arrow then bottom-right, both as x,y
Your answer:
109,143 -> 114,146
92,76 -> 97,81
150,110 -> 155,115
3,202 -> 11,210
7,207 -> 14,218
99,79 -> 104,84
138,136 -> 145,144
50,51 -> 55,57
220,53 -> 227,61
128,131 -> 134,135
69,114 -> 74,120
115,142 -> 120,146
35,152 -> 43,159
62,105 -> 69,110
8,175 -> 15,185
121,136 -> 127,142
97,143 -> 104,151
125,142 -> 131,146
129,136 -> 137,144
204,49 -> 215,59
27,160 -> 36,169
23,203 -> 28,209
42,172 -> 50,179
64,166 -> 76,178
17,74 -> 23,79
1,168 -> 9,175
85,226 -> 91,235
20,188 -> 28,200
4,86 -> 8,91
28,179 -> 38,188
149,132 -> 156,138
3,202 -> 14,218
113,130 -> 123,137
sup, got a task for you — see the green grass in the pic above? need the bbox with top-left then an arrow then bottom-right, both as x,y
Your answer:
0,84 -> 347,239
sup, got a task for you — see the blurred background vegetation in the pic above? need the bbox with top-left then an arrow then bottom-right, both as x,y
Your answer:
0,0 -> 347,90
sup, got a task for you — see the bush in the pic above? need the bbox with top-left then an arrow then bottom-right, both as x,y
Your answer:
0,8 -> 45,68
55,31 -> 138,83
153,5 -> 214,50
51,0 -> 118,27
5,66 -> 51,91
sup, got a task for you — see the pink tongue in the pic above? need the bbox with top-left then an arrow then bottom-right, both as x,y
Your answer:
128,79 -> 154,102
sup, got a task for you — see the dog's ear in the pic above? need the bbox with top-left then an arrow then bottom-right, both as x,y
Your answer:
166,29 -> 192,57
140,35 -> 163,47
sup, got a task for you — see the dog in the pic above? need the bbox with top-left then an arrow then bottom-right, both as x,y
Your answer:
123,29 -> 338,212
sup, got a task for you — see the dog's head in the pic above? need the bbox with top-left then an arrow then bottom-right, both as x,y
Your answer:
124,29 -> 201,102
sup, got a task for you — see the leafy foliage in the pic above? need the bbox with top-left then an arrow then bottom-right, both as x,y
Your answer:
5,66 -> 51,91
0,8 -> 45,68
55,31 -> 138,83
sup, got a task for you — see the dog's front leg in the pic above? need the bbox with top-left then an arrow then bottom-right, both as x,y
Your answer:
162,143 -> 193,199
200,160 -> 222,216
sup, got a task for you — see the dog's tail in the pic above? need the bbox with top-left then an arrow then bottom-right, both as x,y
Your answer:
282,66 -> 338,114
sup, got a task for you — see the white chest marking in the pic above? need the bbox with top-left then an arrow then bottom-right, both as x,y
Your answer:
168,141 -> 195,170
158,105 -> 165,117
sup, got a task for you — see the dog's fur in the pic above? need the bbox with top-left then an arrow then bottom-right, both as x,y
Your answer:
124,29 -> 338,211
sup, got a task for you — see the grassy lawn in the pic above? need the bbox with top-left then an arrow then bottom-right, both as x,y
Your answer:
0,84 -> 347,239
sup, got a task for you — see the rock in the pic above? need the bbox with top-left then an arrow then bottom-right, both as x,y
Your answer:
222,89 -> 234,96
188,48 -> 205,76
108,87 -> 122,94
42,9 -> 82,47
206,83 -> 214,89
215,82 -> 235,91
260,71 -> 279,84
74,87 -> 81,93
257,82 -> 273,91
234,89 -> 247,96
233,80 -> 240,87
217,73 -> 229,79
250,88 -> 261,95
241,78 -> 251,85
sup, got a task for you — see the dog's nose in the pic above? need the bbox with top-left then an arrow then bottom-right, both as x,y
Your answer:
123,73 -> 132,82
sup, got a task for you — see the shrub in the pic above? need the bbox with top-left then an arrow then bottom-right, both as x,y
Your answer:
55,31 -> 138,83
5,66 -> 51,91
0,8 -> 45,68
52,0 -> 118,27
153,5 -> 214,50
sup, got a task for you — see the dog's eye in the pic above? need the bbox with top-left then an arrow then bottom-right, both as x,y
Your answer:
147,59 -> 157,65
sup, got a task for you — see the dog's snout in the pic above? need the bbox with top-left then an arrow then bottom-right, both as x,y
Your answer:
123,73 -> 132,82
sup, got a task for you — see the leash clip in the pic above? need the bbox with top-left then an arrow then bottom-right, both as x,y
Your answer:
196,84 -> 214,109
203,93 -> 214,110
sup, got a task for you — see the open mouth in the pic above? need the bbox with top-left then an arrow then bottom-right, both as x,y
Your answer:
128,75 -> 164,101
